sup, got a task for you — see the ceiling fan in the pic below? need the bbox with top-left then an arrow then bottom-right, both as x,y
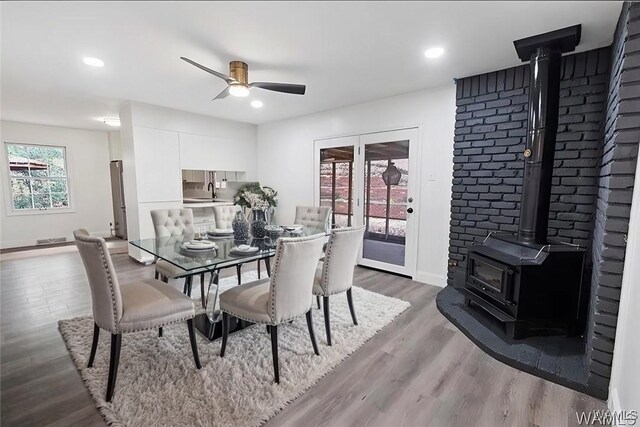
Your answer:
180,57 -> 306,100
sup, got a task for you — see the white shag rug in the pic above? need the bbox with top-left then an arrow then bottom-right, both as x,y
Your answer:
58,273 -> 410,427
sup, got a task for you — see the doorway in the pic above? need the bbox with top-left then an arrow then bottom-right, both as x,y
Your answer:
314,128 -> 419,277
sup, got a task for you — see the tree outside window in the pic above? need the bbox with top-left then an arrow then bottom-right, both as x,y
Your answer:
6,143 -> 70,211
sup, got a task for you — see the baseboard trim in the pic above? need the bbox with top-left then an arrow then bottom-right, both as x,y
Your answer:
608,387 -> 621,413
1,230 -> 113,252
415,271 -> 446,287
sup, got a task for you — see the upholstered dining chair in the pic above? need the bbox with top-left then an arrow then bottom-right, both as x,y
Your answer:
313,226 -> 365,346
73,229 -> 201,402
212,204 -> 240,230
213,205 -> 269,282
219,233 -> 326,383
150,209 -> 207,298
294,206 -> 331,235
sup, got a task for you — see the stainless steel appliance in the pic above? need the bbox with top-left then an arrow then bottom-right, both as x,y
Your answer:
110,160 -> 127,239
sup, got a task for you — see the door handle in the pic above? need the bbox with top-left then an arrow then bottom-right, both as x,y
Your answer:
407,208 -> 414,214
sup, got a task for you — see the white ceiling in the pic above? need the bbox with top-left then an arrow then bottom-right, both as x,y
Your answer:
1,1 -> 622,131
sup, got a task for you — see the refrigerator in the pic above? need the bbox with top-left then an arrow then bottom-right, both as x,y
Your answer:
109,160 -> 128,240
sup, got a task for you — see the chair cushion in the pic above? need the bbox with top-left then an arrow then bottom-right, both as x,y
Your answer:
219,279 -> 271,324
156,260 -> 188,279
117,279 -> 195,332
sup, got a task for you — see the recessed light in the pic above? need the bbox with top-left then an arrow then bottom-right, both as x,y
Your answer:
83,57 -> 105,67
424,47 -> 445,59
251,100 -> 263,109
102,118 -> 120,127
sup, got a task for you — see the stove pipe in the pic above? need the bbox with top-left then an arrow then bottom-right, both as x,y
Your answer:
513,25 -> 581,244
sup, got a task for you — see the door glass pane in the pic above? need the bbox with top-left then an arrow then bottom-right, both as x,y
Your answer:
319,146 -> 354,229
363,140 -> 409,267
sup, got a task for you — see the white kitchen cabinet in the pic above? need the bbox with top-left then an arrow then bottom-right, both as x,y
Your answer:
179,132 -> 256,173
182,169 -> 206,183
133,127 -> 182,203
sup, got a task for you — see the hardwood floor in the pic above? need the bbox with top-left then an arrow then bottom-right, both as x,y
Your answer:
0,246 -> 606,426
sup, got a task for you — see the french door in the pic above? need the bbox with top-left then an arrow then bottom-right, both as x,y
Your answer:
314,128 -> 419,277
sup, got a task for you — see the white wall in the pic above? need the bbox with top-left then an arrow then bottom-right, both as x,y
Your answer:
119,102 -> 257,261
107,130 -> 122,160
0,121 -> 113,248
608,156 -> 640,414
256,84 -> 456,286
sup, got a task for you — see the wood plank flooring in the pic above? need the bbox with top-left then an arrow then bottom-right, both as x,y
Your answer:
0,246 -> 607,426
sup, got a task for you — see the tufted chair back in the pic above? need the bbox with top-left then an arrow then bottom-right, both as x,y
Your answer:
74,229 -> 122,332
294,206 -> 331,234
150,209 -> 196,238
319,226 -> 365,295
213,205 -> 241,229
268,233 -> 325,323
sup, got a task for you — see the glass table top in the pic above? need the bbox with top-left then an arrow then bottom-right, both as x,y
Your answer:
129,227 -> 326,273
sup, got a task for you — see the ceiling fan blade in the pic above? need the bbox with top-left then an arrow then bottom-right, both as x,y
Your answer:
180,57 -> 235,83
212,86 -> 231,100
249,82 -> 306,95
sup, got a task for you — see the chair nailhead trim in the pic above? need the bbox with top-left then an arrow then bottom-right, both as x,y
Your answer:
114,313 -> 196,333
75,235 -> 119,331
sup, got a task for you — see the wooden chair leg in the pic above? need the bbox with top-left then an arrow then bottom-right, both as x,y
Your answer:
187,319 -> 201,369
161,275 -> 169,283
154,270 -> 159,280
88,323 -> 100,368
306,310 -> 319,355
264,257 -> 271,276
270,325 -> 279,383
236,264 -> 242,285
346,288 -> 358,325
266,325 -> 271,334
316,295 -> 321,310
257,260 -> 261,279
158,327 -> 163,337
323,296 -> 332,346
105,334 -> 122,402
220,312 -> 230,357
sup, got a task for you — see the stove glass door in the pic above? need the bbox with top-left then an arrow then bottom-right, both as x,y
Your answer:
471,258 -> 504,293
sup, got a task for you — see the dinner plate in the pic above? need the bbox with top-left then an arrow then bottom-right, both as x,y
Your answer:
208,229 -> 234,236
229,246 -> 259,255
182,241 -> 218,251
282,224 -> 303,232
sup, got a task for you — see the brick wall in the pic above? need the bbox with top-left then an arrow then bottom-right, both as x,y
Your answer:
587,2 -> 640,394
449,47 -> 610,283
447,2 -> 640,399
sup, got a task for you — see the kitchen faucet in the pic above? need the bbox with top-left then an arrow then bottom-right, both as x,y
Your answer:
207,181 -> 216,199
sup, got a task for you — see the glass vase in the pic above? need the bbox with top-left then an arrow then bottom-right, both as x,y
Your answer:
232,210 -> 250,241
250,208 -> 268,239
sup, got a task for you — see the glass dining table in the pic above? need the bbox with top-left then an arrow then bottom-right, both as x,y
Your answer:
129,227 -> 326,340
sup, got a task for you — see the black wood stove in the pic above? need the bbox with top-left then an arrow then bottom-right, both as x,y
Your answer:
460,25 -> 589,339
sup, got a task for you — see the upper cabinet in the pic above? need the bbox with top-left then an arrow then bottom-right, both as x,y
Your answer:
133,127 -> 182,203
182,169 -> 206,183
179,132 -> 256,173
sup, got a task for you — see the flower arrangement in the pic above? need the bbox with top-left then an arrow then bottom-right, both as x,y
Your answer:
234,183 -> 278,210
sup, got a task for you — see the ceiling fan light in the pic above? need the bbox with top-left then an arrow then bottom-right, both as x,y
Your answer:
229,84 -> 250,97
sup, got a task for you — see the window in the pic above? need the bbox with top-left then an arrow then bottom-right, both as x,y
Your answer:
5,143 -> 70,211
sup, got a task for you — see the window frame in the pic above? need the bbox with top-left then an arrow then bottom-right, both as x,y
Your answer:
2,141 -> 76,216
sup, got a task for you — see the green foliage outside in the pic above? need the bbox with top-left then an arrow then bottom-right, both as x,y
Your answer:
6,144 -> 69,210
